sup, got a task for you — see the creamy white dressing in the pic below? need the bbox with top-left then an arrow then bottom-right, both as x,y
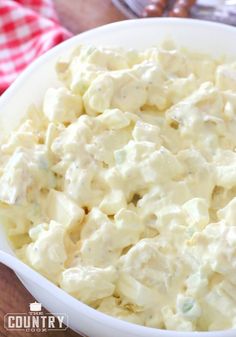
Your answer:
1,44 -> 236,331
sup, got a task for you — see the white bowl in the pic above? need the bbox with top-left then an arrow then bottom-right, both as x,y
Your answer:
0,18 -> 236,337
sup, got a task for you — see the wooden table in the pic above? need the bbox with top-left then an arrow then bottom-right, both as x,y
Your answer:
54,0 -> 125,34
0,1 -> 126,336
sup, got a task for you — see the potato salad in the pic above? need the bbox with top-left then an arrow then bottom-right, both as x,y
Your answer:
1,42 -> 236,331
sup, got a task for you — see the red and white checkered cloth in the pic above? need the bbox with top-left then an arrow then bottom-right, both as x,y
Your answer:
0,0 -> 72,94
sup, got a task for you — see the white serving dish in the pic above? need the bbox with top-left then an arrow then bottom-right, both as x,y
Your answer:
0,18 -> 236,337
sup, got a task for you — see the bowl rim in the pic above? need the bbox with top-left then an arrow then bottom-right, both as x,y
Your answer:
1,17 -> 236,336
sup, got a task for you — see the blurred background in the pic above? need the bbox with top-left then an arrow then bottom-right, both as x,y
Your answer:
54,0 -> 126,33
55,0 -> 236,34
